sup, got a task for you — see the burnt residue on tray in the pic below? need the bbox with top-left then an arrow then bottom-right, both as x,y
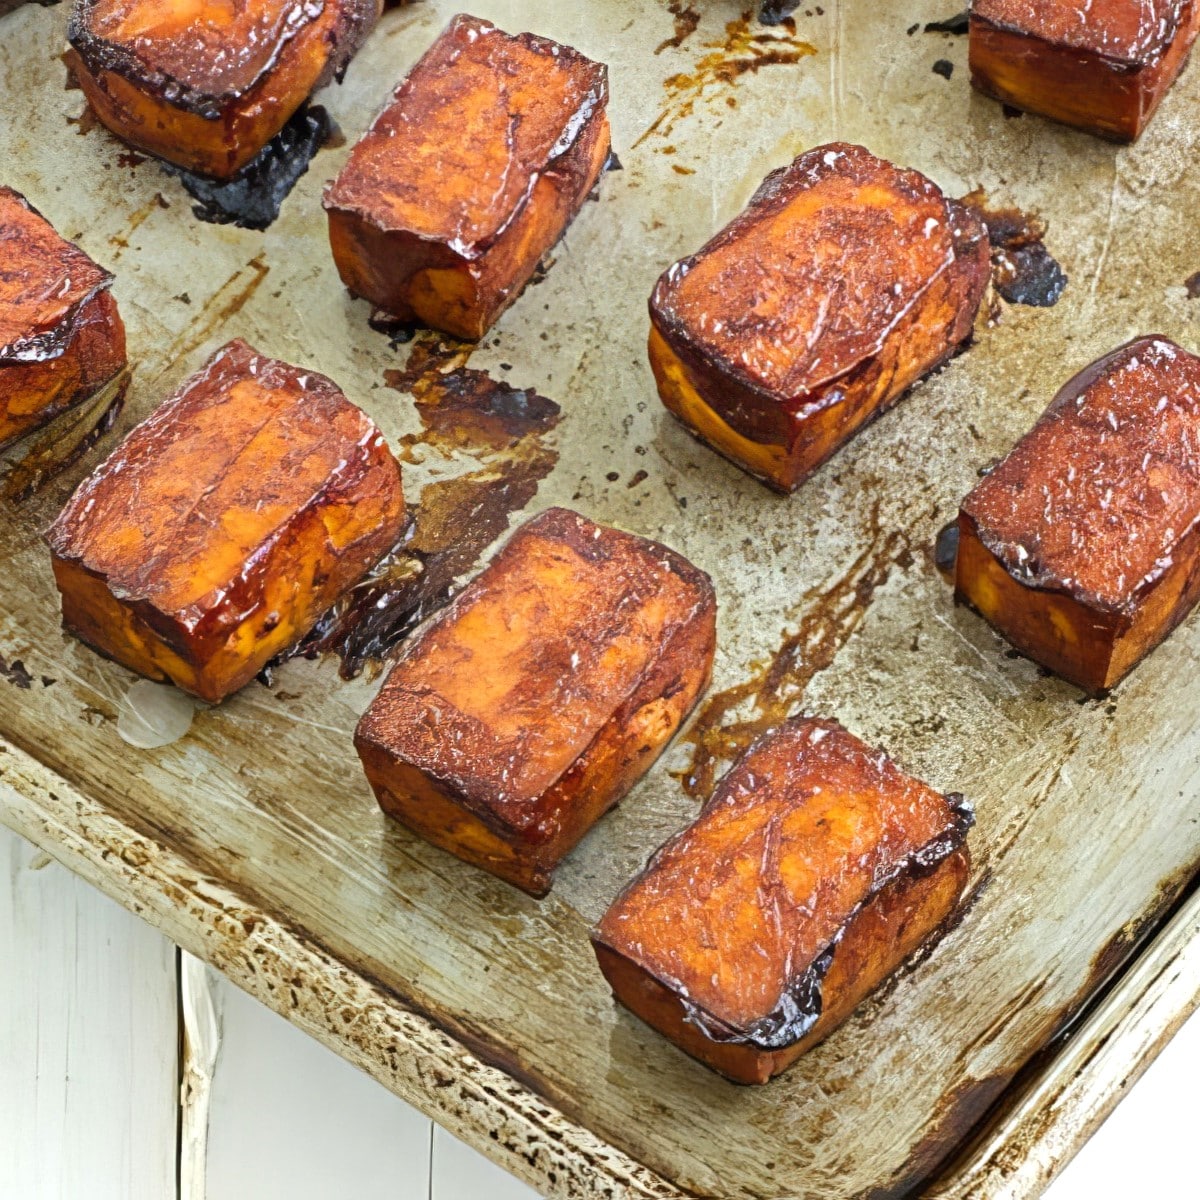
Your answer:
679,512 -> 912,799
162,104 -> 335,231
960,189 -> 1068,308
2,366 -> 130,503
636,10 -> 817,147
934,520 -> 960,580
932,59 -> 954,79
284,336 -> 562,679
656,2 -> 700,53
1185,270 -> 1200,299
924,12 -> 969,35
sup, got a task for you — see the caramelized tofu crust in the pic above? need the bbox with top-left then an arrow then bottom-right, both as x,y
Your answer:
957,336 -> 1200,693
46,338 -> 404,703
324,14 -> 611,341
970,0 -> 1200,140
66,0 -> 382,177
592,717 -> 973,1084
355,507 -> 716,897
0,187 -> 127,451
649,143 -> 990,493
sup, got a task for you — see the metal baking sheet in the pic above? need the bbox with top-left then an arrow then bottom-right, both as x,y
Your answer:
3,2 -> 1200,1197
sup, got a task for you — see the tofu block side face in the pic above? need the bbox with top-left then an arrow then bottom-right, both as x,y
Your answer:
0,187 -> 127,449
46,338 -> 405,703
648,143 -> 990,492
354,507 -> 717,897
67,0 -> 383,177
969,0 -> 1200,140
592,717 -> 973,1083
957,336 -> 1200,692
324,14 -> 611,340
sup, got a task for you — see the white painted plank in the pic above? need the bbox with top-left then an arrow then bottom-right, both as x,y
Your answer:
0,824 -> 179,1200
432,1125 -> 542,1200
203,960 -> 433,1200
1044,1006 -> 1200,1200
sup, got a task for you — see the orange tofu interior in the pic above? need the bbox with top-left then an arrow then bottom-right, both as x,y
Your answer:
648,143 -> 990,493
66,0 -> 383,177
46,338 -> 405,703
0,186 -> 126,450
593,717 -> 973,1084
956,335 -> 1200,693
969,0 -> 1200,141
354,506 -> 716,897
324,13 -> 611,340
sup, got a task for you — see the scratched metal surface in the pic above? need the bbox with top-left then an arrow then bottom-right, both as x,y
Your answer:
1,2 -> 1200,1198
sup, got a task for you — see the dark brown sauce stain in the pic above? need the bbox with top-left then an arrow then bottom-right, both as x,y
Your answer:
636,10 -> 817,147
0,654 -> 34,690
281,335 -> 561,680
859,1073 -> 1014,1200
679,508 -> 912,799
932,58 -> 954,79
1184,270 -> 1200,299
934,520 -> 959,580
655,2 -> 700,53
1,365 -> 130,503
162,104 -> 334,231
960,189 -> 1068,308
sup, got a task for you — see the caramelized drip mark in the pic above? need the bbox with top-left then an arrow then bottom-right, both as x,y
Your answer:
67,103 -> 100,134
656,3 -> 701,53
1185,271 -> 1200,299
636,10 -> 817,147
924,12 -> 969,34
934,521 -> 960,580
2,366 -> 130,503
162,104 -> 335,231
960,189 -> 1068,308
679,517 -> 911,799
286,336 -> 561,679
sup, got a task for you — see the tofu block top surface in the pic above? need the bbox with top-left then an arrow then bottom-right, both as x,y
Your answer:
972,0 -> 1188,65
46,337 -> 398,628
0,186 -> 114,365
649,142 -> 973,403
323,13 -> 608,255
961,336 -> 1200,615
594,717 -> 973,1045
69,0 -> 373,112
356,507 -> 714,830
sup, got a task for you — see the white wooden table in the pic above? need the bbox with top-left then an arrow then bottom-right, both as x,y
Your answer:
3,820 -> 1195,1199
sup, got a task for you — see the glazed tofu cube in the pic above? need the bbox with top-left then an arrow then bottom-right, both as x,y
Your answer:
0,187 -> 127,451
969,0 -> 1200,141
65,0 -> 382,178
957,336 -> 1200,693
649,143 -> 990,493
354,507 -> 716,897
592,717 -> 973,1084
324,14 -> 611,341
46,338 -> 405,703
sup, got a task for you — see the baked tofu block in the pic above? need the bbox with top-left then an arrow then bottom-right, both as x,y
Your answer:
66,0 -> 382,178
592,717 -> 973,1084
969,0 -> 1200,141
957,336 -> 1200,693
0,187 -> 127,452
649,143 -> 990,494
324,14 -> 611,341
46,338 -> 404,704
355,507 -> 716,897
